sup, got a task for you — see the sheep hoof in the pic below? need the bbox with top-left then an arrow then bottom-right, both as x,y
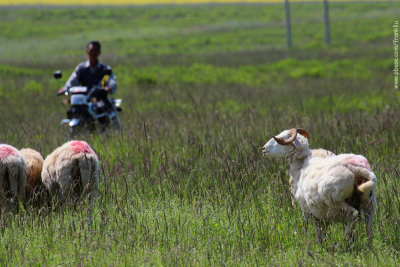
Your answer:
352,210 -> 359,219
346,232 -> 356,244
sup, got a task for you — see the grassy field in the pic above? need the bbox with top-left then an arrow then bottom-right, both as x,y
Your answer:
0,1 -> 399,265
1,0 -> 389,6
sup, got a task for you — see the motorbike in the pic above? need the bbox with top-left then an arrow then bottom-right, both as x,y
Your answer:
54,70 -> 122,137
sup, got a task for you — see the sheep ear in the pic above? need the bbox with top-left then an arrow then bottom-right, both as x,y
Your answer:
293,138 -> 302,148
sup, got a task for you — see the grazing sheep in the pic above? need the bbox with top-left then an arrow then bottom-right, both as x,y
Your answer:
0,144 -> 27,210
262,128 -> 376,243
20,148 -> 49,205
20,148 -> 43,194
41,140 -> 99,204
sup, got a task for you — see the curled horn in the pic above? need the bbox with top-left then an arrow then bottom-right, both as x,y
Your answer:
296,128 -> 309,139
273,128 -> 297,146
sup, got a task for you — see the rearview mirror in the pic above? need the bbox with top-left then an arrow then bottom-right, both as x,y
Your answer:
54,70 -> 62,79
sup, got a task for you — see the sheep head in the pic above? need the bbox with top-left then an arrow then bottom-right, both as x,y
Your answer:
262,128 -> 309,157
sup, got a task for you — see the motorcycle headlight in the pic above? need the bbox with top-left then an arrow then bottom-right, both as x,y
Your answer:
69,118 -> 80,127
70,94 -> 88,105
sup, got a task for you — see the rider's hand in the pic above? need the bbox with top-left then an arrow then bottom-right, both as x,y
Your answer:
57,87 -> 66,96
103,86 -> 112,93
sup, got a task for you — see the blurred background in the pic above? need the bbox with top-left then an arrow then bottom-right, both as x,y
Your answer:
0,0 -> 399,265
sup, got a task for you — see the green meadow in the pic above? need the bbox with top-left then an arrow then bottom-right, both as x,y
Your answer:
0,1 -> 399,265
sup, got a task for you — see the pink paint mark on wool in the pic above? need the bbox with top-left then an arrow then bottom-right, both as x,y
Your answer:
0,145 -> 17,159
70,141 -> 95,155
346,155 -> 371,170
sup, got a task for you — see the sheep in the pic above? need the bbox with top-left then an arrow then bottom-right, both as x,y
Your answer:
262,128 -> 377,244
20,148 -> 48,205
20,148 -> 43,194
0,144 -> 27,210
41,140 -> 99,204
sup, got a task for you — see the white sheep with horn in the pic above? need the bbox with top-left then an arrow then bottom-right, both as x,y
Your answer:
262,128 -> 376,243
41,140 -> 99,203
0,144 -> 27,209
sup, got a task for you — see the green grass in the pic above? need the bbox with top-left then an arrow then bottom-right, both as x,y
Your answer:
0,1 -> 400,265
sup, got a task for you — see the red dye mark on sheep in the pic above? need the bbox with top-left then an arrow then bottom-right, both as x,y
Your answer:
346,155 -> 371,170
0,145 -> 17,159
70,141 -> 95,155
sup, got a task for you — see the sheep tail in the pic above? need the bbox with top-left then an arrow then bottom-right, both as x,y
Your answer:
358,181 -> 374,197
77,156 -> 92,192
348,165 -> 377,200
345,155 -> 377,199
77,155 -> 98,199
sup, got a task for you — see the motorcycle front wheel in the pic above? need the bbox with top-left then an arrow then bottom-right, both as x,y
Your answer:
69,120 -> 95,138
69,126 -> 80,138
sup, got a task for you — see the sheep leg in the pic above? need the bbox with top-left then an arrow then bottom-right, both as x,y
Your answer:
363,200 -> 375,245
302,213 -> 309,234
313,218 -> 327,244
17,163 -> 26,204
89,160 -> 99,200
0,166 -> 7,210
302,210 -> 326,243
7,163 -> 19,207
342,202 -> 359,243
289,177 -> 296,207
301,210 -> 314,235
78,157 -> 92,195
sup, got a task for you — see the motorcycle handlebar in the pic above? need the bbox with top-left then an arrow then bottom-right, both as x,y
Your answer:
87,86 -> 105,99
57,86 -> 107,97
57,88 -> 67,96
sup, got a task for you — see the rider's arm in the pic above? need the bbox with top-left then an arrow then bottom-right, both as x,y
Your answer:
64,65 -> 81,89
106,73 -> 117,94
58,65 -> 81,95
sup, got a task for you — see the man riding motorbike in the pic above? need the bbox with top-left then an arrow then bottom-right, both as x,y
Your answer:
58,40 -> 117,123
